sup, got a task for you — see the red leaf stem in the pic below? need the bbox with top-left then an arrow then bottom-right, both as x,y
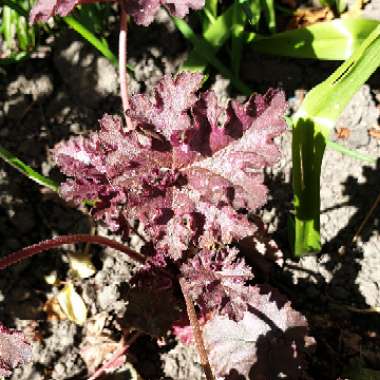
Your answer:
179,277 -> 215,380
87,330 -> 142,380
0,234 -> 145,270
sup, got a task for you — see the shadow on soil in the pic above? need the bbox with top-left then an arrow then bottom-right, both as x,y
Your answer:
262,160 -> 380,379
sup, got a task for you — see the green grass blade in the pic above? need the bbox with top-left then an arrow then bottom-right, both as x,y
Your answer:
63,15 -> 118,66
182,5 -> 235,72
75,5 -> 100,34
3,6 -> 14,49
291,24 -> 380,256
74,3 -> 110,35
181,51 -> 208,72
337,0 -> 347,13
292,118 -> 324,255
298,25 -> 380,122
231,0 -> 246,75
0,51 -> 29,64
201,5 -> 235,48
0,146 -> 59,191
16,14 -> 32,51
1,0 -> 35,55
326,140 -> 376,163
1,0 -> 28,17
202,0 -> 218,30
173,16 -> 251,95
239,0 -> 261,25
248,18 -> 380,60
260,0 -> 276,33
182,0 -> 262,72
319,0 -> 334,7
206,0 -> 218,18
320,0 -> 347,13
202,8 -> 216,26
63,15 -> 134,72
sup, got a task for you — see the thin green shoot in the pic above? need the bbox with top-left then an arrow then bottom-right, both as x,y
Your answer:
286,116 -> 376,163
0,51 -> 29,65
182,0 -> 263,73
173,16 -> 251,95
261,0 -> 276,33
1,0 -> 28,17
63,16 -> 117,66
0,146 -> 59,192
202,0 -> 218,30
320,0 -> 347,14
231,0 -> 245,76
183,4 -> 235,73
326,140 -> 376,163
63,14 -> 134,72
1,0 -> 35,55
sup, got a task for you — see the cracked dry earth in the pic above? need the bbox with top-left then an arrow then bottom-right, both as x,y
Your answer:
1,6 -> 380,380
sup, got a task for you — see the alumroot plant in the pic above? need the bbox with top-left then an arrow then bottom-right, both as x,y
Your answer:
0,74 -> 315,379
0,0 -> 315,378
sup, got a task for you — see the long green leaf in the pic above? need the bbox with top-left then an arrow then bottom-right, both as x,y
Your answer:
0,146 -> 59,191
291,24 -> 380,256
182,0 -> 262,73
326,140 -> 376,163
63,15 -> 134,72
320,0 -> 347,14
1,0 -> 28,17
261,0 -> 276,33
74,3 -> 111,35
231,0 -> 246,75
0,51 -> 29,65
182,5 -> 235,72
3,6 -> 14,49
297,25 -> 380,122
202,0 -> 218,30
16,13 -> 35,51
173,16 -> 251,95
248,18 -> 380,60
208,0 -> 218,17
63,15 -> 118,66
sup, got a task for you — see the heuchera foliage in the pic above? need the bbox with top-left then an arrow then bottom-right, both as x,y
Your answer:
0,324 -> 32,377
50,73 -> 314,378
203,286 -> 315,379
53,73 -> 286,260
30,0 -> 204,26
180,247 -> 253,320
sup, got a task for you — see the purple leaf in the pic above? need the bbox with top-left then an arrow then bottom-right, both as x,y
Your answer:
180,247 -> 253,320
125,0 -> 205,26
164,0 -> 204,18
0,323 -> 32,377
53,73 -> 286,259
128,73 -> 204,142
124,0 -> 161,27
203,286 -> 315,380
30,0 -> 80,23
30,0 -> 204,26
